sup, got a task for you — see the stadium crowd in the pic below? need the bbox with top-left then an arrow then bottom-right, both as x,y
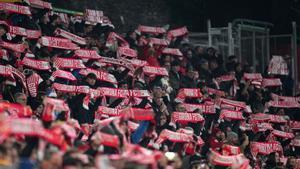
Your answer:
0,1 -> 299,169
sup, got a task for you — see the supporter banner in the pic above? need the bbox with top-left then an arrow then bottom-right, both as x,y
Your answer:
250,142 -> 283,159
262,78 -> 282,88
182,103 -> 216,114
50,69 -> 77,81
79,68 -> 117,84
137,25 -> 166,34
26,73 -> 43,97
0,3 -> 31,15
148,38 -> 169,46
268,55 -> 289,75
54,28 -> 86,45
22,57 -> 51,70
143,66 -> 168,76
25,0 -> 52,9
106,32 -> 129,47
0,102 -> 32,117
162,48 -> 183,57
0,41 -> 27,53
40,36 -> 79,50
171,112 -> 204,124
175,88 -> 202,102
53,57 -> 86,69
219,109 -> 244,121
74,49 -> 101,59
167,27 -> 188,40
117,47 -> 137,58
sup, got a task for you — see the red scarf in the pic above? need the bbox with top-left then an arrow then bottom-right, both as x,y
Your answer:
262,78 -> 282,88
148,38 -> 169,46
266,100 -> 300,108
0,102 -> 32,118
74,49 -> 101,59
243,73 -> 262,81
175,88 -> 202,102
106,32 -> 129,47
40,36 -> 79,50
250,141 -> 282,158
54,28 -> 86,45
0,3 -> 31,15
206,87 -> 225,97
222,144 -> 241,155
271,130 -> 295,139
271,93 -> 299,102
209,150 -> 249,167
53,57 -> 86,69
22,57 -> 51,70
128,59 -> 149,67
0,41 -> 27,53
91,131 -> 120,148
289,120 -> 300,130
155,129 -> 193,144
0,65 -> 14,79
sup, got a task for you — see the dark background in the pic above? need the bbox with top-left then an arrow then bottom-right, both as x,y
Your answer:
52,0 -> 300,34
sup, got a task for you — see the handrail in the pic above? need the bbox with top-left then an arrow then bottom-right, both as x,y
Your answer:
232,18 -> 274,28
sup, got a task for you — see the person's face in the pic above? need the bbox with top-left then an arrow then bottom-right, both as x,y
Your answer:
176,104 -> 186,112
196,47 -> 204,55
210,61 -> 218,70
172,65 -> 180,73
186,50 -> 193,59
0,27 -> 7,37
164,55 -> 171,63
201,62 -> 209,70
153,87 -> 163,98
160,115 -> 167,126
163,62 -> 171,71
16,95 -> 27,106
86,77 -> 96,86
187,71 -> 194,79
130,32 -> 137,39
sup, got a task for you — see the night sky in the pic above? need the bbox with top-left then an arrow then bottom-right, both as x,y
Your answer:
168,0 -> 299,34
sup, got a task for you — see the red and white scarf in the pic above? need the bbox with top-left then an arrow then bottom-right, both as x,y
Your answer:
79,68 -> 117,84
96,106 -> 121,117
91,131 -> 120,148
291,138 -> 300,147
216,74 -> 236,84
167,27 -> 188,40
266,100 -> 300,108
175,88 -> 202,102
171,112 -> 204,124
50,69 -> 77,81
43,97 -> 70,113
0,102 -> 32,118
26,29 -> 42,39
162,48 -> 183,56
127,59 -> 149,67
0,65 -> 14,79
0,49 -> 8,61
53,57 -> 86,69
182,103 -> 216,114
250,141 -> 283,158
209,150 -> 249,168
40,36 -> 79,50
52,83 -> 90,94
262,78 -> 282,88
289,120 -> 300,130
240,121 -> 273,132
268,114 -> 288,123
0,41 -> 27,53
74,49 -> 101,59
243,73 -> 262,81
0,3 -> 31,15
268,55 -> 289,75
143,66 -> 168,76
155,129 -> 193,145
222,144 -> 241,155
26,72 -> 43,97
250,113 -> 270,122
99,57 -> 134,71
206,87 -> 225,97
271,93 -> 300,102
120,107 -> 154,121
137,25 -> 166,34
54,28 -> 86,45
219,109 -> 244,121
270,130 -> 295,139
22,57 -> 51,70
148,38 -> 169,46
99,87 -> 150,98
25,0 -> 52,9
216,98 -> 246,110
117,47 -> 137,58
106,32 -> 129,47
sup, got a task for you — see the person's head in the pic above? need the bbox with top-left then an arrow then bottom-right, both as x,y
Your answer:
200,59 -> 209,71
14,93 -> 27,106
153,85 -> 163,98
226,131 -> 239,145
186,50 -> 193,59
127,30 -> 137,40
85,73 -> 97,86
50,14 -> 62,26
187,69 -> 195,79
0,24 -> 8,37
209,59 -> 218,71
171,60 -> 180,73
195,46 -> 204,55
63,157 -> 83,169
163,61 -> 171,72
175,103 -> 186,112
